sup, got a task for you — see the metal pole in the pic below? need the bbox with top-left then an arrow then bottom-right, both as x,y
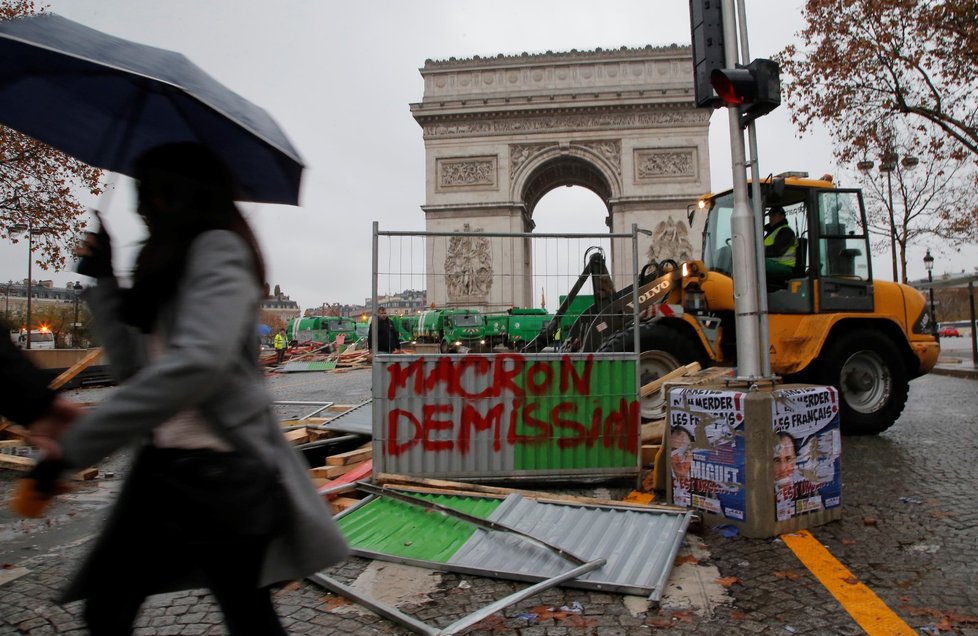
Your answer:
371,221 -> 379,354
969,281 -> 977,368
25,229 -> 33,350
885,171 -> 898,282
927,270 -> 936,333
722,0 -> 762,380
737,0 -> 772,379
632,224 -> 642,451
73,288 -> 80,347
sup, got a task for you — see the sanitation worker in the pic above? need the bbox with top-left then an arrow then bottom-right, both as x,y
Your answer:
274,327 -> 287,365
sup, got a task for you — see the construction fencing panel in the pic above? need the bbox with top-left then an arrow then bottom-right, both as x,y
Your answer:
371,226 -> 643,482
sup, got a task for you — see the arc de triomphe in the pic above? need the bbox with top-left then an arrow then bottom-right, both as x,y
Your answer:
410,45 -> 711,309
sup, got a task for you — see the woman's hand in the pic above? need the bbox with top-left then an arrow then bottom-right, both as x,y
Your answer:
75,218 -> 113,279
28,397 -> 82,460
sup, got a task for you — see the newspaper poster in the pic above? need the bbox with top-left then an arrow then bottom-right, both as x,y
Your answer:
771,386 -> 842,522
669,388 -> 747,521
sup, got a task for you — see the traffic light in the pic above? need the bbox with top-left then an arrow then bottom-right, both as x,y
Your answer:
689,0 -> 726,108
710,58 -> 781,127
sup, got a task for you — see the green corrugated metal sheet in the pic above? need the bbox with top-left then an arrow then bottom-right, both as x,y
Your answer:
281,360 -> 337,372
336,493 -> 502,562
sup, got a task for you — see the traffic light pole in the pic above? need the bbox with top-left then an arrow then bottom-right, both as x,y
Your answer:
721,0 -> 763,380
737,0 -> 773,379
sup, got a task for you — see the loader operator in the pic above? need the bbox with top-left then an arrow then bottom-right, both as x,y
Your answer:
763,206 -> 798,282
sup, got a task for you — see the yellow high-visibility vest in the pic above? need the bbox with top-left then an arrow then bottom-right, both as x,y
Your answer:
764,224 -> 797,267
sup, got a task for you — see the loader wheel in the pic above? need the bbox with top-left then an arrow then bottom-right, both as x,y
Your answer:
440,340 -> 451,354
599,324 -> 706,420
816,330 -> 908,436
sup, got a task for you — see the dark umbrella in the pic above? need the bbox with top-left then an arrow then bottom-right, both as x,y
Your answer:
0,13 -> 303,205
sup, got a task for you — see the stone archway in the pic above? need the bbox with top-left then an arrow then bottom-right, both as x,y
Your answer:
411,45 -> 711,308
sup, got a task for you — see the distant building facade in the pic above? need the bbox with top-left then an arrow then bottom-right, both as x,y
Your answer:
363,289 -> 427,315
259,284 -> 301,323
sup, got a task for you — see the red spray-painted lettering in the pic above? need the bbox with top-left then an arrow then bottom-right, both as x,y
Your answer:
386,354 -> 593,400
386,398 -> 639,457
383,354 -> 637,458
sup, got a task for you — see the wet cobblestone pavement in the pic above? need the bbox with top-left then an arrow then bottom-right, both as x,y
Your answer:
2,368 -> 976,635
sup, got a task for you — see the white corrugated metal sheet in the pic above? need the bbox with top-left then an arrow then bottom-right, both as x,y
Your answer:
323,400 -> 373,435
448,494 -> 691,600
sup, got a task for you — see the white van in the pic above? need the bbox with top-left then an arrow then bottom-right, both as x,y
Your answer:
10,329 -> 55,350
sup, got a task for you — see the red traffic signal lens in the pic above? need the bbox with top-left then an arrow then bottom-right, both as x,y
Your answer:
710,68 -> 756,105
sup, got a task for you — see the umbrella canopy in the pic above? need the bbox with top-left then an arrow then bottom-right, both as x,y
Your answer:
256,323 -> 272,337
0,13 -> 304,205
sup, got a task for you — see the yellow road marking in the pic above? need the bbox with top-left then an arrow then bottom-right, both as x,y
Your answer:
781,530 -> 915,636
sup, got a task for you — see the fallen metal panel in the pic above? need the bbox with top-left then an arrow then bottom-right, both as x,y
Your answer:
278,360 -> 337,372
322,400 -> 373,435
336,487 -> 691,600
355,483 -> 588,564
447,494 -> 691,600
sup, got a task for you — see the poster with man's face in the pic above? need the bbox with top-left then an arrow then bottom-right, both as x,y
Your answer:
669,388 -> 747,521
771,386 -> 842,522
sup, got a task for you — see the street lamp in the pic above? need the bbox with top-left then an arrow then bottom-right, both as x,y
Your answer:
857,149 -> 917,283
72,282 -> 83,347
4,280 -> 11,321
923,249 -> 936,334
8,220 -> 53,349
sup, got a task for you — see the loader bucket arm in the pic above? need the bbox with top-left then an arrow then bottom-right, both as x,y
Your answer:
521,248 -> 612,352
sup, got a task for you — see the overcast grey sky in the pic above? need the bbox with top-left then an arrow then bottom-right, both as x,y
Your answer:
1,0 -> 963,309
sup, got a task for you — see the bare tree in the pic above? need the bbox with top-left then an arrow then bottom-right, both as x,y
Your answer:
850,131 -> 977,282
780,0 -> 978,164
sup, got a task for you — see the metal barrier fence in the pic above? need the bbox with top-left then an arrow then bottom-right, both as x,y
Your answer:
370,226 -> 644,482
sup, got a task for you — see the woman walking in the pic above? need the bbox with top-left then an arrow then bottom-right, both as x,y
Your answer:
33,143 -> 348,634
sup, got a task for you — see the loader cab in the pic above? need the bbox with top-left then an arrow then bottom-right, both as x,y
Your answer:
700,175 -> 873,314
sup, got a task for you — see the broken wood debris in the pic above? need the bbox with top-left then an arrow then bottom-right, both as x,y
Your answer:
262,340 -> 372,372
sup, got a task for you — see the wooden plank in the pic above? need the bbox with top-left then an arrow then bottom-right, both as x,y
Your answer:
325,446 -> 372,467
310,463 -> 359,479
316,459 -> 372,497
307,429 -> 332,442
0,424 -> 29,441
377,473 -> 686,512
641,420 -> 665,443
0,440 -> 28,449
49,348 -> 103,390
0,453 -> 35,472
283,428 -> 309,445
641,444 -> 661,467
639,362 -> 701,398
72,467 -> 99,481
329,496 -> 363,514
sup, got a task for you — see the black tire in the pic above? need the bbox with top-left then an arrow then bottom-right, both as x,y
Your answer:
440,339 -> 451,354
816,330 -> 908,436
599,323 -> 706,420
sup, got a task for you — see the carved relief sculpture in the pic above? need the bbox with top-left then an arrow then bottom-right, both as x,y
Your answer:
646,216 -> 695,265
437,157 -> 497,188
445,224 -> 493,301
635,148 -> 697,181
509,143 -> 555,178
577,139 -> 621,176
422,109 -> 709,139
